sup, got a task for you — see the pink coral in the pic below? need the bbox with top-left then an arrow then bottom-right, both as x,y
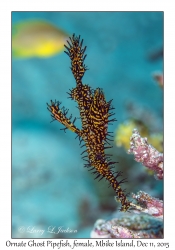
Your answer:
131,191 -> 163,219
91,214 -> 163,238
128,128 -> 163,180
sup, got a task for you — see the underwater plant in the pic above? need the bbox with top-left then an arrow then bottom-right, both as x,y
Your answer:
47,34 -> 163,238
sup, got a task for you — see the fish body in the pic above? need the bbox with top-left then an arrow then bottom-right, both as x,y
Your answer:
12,20 -> 69,58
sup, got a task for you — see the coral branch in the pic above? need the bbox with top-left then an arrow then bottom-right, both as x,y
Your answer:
91,214 -> 163,238
131,191 -> 163,219
128,128 -> 163,180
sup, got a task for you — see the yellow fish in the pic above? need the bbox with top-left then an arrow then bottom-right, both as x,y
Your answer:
12,20 -> 69,58
115,119 -> 163,152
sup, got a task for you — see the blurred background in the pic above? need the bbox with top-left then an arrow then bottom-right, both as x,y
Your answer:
12,11 -> 163,238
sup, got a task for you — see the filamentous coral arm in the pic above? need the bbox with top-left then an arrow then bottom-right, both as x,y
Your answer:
128,128 -> 163,180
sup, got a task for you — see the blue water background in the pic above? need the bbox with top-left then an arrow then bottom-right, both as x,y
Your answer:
12,12 -> 163,238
